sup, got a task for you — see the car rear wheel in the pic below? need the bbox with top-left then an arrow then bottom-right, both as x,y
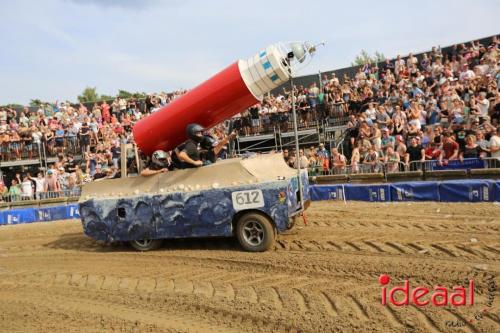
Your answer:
129,238 -> 163,251
236,213 -> 275,252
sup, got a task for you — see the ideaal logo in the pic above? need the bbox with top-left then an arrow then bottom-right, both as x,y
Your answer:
379,274 -> 496,327
379,274 -> 474,307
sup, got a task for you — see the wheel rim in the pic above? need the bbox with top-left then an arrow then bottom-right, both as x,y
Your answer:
135,239 -> 153,247
242,220 -> 265,246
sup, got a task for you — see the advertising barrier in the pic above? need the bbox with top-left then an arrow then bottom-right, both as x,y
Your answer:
343,184 -> 391,202
310,185 -> 345,201
1,179 -> 498,226
391,181 -> 440,202
0,204 -> 80,226
311,180 -> 499,203
438,180 -> 493,202
493,181 -> 500,202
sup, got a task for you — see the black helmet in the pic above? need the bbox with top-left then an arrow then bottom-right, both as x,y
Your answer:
186,123 -> 204,143
200,135 -> 216,150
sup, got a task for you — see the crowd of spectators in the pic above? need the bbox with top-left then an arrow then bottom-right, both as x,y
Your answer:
0,37 -> 499,201
273,39 -> 500,174
0,90 -> 240,201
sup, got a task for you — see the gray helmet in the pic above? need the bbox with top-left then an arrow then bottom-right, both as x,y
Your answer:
152,150 -> 169,167
186,123 -> 204,143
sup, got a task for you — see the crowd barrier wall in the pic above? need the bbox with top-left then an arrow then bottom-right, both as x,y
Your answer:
0,204 -> 80,225
310,180 -> 499,203
1,179 -> 498,226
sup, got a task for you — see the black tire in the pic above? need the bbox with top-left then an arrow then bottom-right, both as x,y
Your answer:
129,239 -> 163,251
236,212 -> 275,252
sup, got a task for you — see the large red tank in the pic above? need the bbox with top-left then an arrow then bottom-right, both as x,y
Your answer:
133,44 -> 292,155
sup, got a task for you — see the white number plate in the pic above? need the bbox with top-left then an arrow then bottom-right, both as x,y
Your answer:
231,189 -> 265,211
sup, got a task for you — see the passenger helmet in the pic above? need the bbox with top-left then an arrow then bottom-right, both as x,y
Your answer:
186,123 -> 205,143
152,150 -> 169,167
200,135 -> 217,150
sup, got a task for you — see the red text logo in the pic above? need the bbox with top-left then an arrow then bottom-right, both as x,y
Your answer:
379,274 -> 474,307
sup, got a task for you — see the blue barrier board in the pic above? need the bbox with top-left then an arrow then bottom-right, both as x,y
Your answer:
0,204 -> 80,226
390,181 -> 440,201
311,180 -> 498,203
343,184 -> 391,202
439,180 -> 493,202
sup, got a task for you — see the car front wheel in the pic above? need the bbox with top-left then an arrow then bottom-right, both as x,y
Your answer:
129,238 -> 163,251
236,213 -> 275,252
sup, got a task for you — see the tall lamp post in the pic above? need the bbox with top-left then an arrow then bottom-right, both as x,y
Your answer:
285,41 -> 324,215
288,70 -> 304,212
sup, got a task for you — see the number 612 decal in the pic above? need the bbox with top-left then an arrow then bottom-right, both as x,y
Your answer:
231,189 -> 265,210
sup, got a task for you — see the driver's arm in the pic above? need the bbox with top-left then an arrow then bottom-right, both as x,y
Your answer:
140,168 -> 165,176
177,150 -> 202,167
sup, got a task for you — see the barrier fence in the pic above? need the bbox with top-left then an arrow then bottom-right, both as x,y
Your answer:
0,179 -> 498,226
0,203 -> 80,225
309,157 -> 499,176
310,179 -> 500,202
1,188 -> 81,203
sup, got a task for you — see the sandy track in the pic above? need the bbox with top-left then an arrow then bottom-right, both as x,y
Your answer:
0,201 -> 499,333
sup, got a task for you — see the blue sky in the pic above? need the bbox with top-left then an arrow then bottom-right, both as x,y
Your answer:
1,0 -> 499,105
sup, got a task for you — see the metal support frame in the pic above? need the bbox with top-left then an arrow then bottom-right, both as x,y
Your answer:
290,75 -> 305,213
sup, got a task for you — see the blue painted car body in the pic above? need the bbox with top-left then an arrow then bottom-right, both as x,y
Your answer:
79,154 -> 309,243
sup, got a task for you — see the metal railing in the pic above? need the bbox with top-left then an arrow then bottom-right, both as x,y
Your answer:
310,162 -> 386,175
0,187 -> 82,203
309,157 -> 500,177
408,157 -> 499,172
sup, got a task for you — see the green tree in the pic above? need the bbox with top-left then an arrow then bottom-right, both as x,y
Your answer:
118,89 -> 132,99
132,91 -> 146,99
3,103 -> 24,109
99,94 -> 114,102
351,50 -> 386,66
117,90 -> 146,99
29,99 -> 43,107
77,87 -> 100,103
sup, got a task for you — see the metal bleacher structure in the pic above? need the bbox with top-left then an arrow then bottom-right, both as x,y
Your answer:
235,116 -> 349,155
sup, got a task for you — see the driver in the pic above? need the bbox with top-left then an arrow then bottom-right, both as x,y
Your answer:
140,150 -> 171,176
172,123 -> 205,169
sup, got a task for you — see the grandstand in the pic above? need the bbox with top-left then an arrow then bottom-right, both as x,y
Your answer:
0,35 -> 499,204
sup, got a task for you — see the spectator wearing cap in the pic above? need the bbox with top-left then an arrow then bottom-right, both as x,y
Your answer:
381,128 -> 395,155
44,169 -> 60,197
317,143 -> 330,174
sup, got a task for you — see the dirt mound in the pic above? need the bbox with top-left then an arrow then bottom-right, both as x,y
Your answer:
0,201 -> 498,332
